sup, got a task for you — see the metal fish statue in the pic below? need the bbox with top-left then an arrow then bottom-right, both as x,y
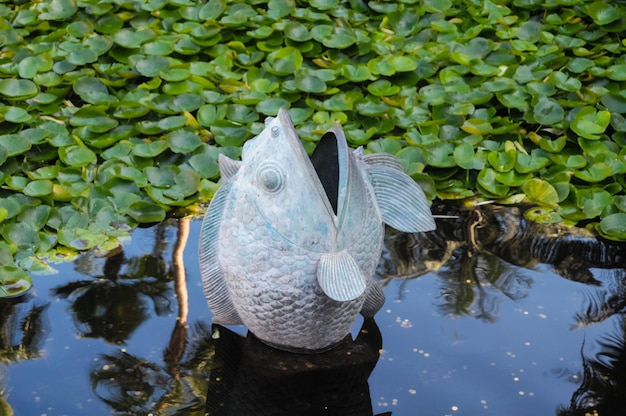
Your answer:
199,108 -> 435,352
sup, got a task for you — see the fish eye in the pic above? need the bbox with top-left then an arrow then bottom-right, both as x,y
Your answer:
257,165 -> 284,193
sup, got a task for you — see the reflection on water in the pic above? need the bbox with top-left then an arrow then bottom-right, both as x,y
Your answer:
0,204 -> 625,415
0,295 -> 49,364
206,319 -> 387,416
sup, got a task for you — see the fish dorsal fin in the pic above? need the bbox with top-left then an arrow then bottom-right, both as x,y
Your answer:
366,165 -> 436,233
199,182 -> 242,325
318,250 -> 367,301
362,152 -> 404,171
218,153 -> 241,180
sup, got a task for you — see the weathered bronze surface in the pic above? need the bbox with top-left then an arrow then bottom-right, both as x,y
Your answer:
199,109 -> 435,352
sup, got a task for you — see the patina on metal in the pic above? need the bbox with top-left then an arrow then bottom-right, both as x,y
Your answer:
199,108 -> 436,352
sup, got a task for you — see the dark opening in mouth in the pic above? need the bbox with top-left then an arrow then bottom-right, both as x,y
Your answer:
309,131 -> 339,215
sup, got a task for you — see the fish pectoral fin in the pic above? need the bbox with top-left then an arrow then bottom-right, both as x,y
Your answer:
318,251 -> 367,302
199,182 -> 242,325
218,153 -> 241,180
367,165 -> 436,233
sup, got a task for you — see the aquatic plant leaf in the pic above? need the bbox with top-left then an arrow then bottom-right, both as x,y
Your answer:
59,145 -> 97,167
522,178 -> 559,207
0,79 -> 38,99
571,107 -> 611,140
134,141 -> 169,157
586,2 -> 620,25
1,223 -> 40,250
58,227 -> 106,250
0,135 -> 32,156
23,180 -> 54,197
596,213 -> 626,241
0,266 -> 32,298
167,130 -> 203,153
126,201 -> 166,223
533,98 -> 564,125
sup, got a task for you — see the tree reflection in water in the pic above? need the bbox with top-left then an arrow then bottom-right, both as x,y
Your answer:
380,203 -> 626,415
0,293 -> 50,414
88,217 -> 213,415
51,223 -> 173,344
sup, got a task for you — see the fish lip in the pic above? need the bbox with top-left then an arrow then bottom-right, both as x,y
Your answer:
277,109 -> 349,224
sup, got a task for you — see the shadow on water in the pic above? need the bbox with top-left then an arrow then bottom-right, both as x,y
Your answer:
0,204 -> 625,415
206,319 -> 387,416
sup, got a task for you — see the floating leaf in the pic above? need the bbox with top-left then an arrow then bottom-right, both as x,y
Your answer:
127,201 -> 166,223
135,56 -> 170,77
522,178 -> 559,207
0,266 -> 32,298
23,180 -> 54,197
134,141 -> 169,158
367,80 -> 401,97
58,227 -> 106,250
571,107 -> 611,140
533,98 -> 564,125
0,135 -> 32,156
59,145 -> 97,167
461,119 -> 493,136
586,1 -> 620,25
597,213 -> 626,241
0,79 -> 38,99
1,223 -> 40,250
70,107 -> 118,132
167,130 -> 203,153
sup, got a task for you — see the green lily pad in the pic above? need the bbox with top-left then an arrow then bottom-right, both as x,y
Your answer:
167,130 -> 203,153
597,213 -> 626,241
586,1 -> 620,25
573,162 -> 613,182
126,201 -> 166,223
59,145 -> 97,167
211,121 -> 249,146
5,106 -> 33,123
2,222 -> 40,250
461,119 -> 493,136
571,107 -> 611,140
295,74 -> 327,93
70,107 -> 119,132
367,80 -> 401,97
533,98 -> 564,125
135,56 -> 170,77
0,266 -> 32,298
522,178 -> 559,207
23,180 -> 54,197
0,135 -> 32,156
477,168 -> 510,197
134,141 -> 170,157
453,142 -> 486,170
0,79 -> 38,99
58,227 -> 107,250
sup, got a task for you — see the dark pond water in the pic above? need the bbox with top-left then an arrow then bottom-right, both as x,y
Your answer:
1,204 -> 625,416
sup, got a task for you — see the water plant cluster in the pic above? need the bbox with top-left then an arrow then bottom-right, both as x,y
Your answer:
1,0 -> 626,292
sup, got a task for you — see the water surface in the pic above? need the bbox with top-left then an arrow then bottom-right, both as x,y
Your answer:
1,205 -> 625,415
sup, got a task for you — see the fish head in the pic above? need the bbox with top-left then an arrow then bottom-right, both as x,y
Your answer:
231,109 -> 345,249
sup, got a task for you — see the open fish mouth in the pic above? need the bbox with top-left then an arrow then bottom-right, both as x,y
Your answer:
277,108 -> 348,219
309,130 -> 340,215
